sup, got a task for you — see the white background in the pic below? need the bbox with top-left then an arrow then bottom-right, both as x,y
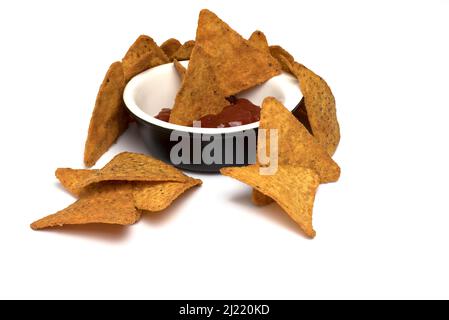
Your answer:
1,0 -> 448,299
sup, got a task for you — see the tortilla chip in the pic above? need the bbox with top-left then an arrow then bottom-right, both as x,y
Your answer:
269,45 -> 294,72
80,152 -> 191,191
195,9 -> 281,96
84,62 -> 128,167
122,35 -> 169,82
282,58 -> 340,156
252,97 -> 329,206
171,40 -> 195,61
258,97 -> 340,183
169,46 -> 228,125
173,59 -> 186,80
99,152 -> 189,181
221,165 -> 319,238
252,189 -> 273,206
248,30 -> 270,53
55,168 -> 98,197
160,38 -> 182,60
30,183 -> 141,230
134,178 -> 202,212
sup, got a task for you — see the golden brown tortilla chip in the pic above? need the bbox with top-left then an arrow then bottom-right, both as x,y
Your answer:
79,152 -> 190,191
58,152 -> 190,198
30,183 -> 141,230
248,30 -> 270,53
258,97 -> 340,183
221,165 -> 319,238
122,35 -> 169,82
160,38 -> 182,60
134,178 -> 202,212
171,40 -> 195,61
269,45 -> 294,72
100,152 -> 189,180
84,62 -> 128,167
55,168 -> 98,197
282,58 -> 340,156
252,96 -> 328,206
195,9 -> 281,96
173,59 -> 186,80
169,46 -> 228,125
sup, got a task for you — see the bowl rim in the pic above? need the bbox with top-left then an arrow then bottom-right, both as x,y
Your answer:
123,61 -> 299,134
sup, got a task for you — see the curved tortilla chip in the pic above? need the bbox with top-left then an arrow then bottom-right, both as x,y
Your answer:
58,152 -> 191,198
160,38 -> 182,60
84,62 -> 128,167
122,35 -> 169,82
80,152 -> 190,191
195,9 -> 281,96
221,165 -> 319,238
259,97 -> 340,183
30,183 -> 141,230
171,40 -> 195,61
281,58 -> 340,156
134,178 -> 202,212
253,96 -> 336,206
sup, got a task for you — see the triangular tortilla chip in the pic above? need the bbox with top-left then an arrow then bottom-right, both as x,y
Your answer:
258,97 -> 340,183
98,152 -> 189,181
77,152 -> 190,192
84,62 -> 128,167
169,46 -> 228,125
30,183 -> 141,230
195,9 -> 281,96
221,165 -> 319,238
248,30 -> 270,53
171,40 -> 195,61
160,38 -> 182,60
281,58 -> 340,156
134,178 -> 202,212
251,99 -> 336,206
122,35 -> 169,82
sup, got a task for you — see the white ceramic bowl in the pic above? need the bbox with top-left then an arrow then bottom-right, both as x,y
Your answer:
123,61 -> 302,172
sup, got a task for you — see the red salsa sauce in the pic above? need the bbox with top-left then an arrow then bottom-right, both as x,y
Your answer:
154,98 -> 260,128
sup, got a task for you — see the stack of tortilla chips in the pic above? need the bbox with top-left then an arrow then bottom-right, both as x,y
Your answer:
31,152 -> 201,229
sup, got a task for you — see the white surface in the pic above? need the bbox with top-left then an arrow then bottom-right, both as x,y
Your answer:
1,0 -> 448,300
124,60 -> 301,133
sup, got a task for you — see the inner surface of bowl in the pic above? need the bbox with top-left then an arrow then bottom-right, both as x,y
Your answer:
124,61 -> 302,133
